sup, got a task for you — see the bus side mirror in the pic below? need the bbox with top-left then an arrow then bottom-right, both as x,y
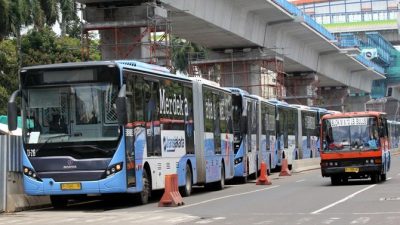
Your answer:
116,97 -> 127,125
116,85 -> 127,126
8,90 -> 20,131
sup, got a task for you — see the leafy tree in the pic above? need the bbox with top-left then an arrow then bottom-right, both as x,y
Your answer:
58,0 -> 80,38
171,37 -> 206,75
0,39 -> 18,115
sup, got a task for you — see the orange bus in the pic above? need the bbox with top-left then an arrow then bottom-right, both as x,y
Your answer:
320,111 -> 391,185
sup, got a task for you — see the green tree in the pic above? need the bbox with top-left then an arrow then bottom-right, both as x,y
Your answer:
58,0 -> 80,38
172,37 -> 206,75
0,39 -> 18,115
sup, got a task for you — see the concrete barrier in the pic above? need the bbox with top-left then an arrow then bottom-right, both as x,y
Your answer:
5,172 -> 50,212
292,158 -> 320,173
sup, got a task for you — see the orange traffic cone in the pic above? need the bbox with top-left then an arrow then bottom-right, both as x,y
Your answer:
256,161 -> 272,185
279,158 -> 291,176
158,174 -> 184,207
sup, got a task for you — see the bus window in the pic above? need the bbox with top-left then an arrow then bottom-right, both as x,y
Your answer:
144,80 -> 161,156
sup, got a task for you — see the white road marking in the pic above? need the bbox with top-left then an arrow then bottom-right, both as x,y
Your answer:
196,219 -> 213,224
353,212 -> 400,215
166,215 -> 197,223
322,217 -> 341,224
311,185 -> 376,214
253,221 -> 273,225
387,177 -> 392,180
296,179 -> 306,183
350,217 -> 370,224
157,185 -> 280,212
213,217 -> 226,220
296,217 -> 311,224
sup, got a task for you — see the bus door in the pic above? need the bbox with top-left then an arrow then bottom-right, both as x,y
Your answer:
247,99 -> 257,175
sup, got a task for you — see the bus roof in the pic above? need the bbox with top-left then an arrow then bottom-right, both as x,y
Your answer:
227,87 -> 249,96
322,111 -> 386,120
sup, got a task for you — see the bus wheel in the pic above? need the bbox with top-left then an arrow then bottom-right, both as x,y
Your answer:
371,173 -> 379,184
215,164 -> 225,190
380,173 -> 387,181
180,164 -> 192,197
50,195 -> 68,209
138,169 -> 151,205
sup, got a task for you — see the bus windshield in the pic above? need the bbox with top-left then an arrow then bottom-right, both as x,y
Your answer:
22,83 -> 120,145
323,116 -> 379,151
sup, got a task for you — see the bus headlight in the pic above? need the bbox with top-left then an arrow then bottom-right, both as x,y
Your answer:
234,157 -> 243,165
105,162 -> 123,177
365,159 -> 374,164
23,166 -> 42,181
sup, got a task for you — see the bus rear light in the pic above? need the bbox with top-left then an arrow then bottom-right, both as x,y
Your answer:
106,162 -> 123,177
23,166 -> 42,181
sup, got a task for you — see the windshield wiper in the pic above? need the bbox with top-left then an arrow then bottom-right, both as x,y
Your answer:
65,144 -> 114,154
35,134 -> 71,153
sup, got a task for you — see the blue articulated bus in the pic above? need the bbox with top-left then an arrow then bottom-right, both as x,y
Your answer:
252,95 -> 276,174
229,88 -> 259,182
292,105 -> 319,159
7,60 -> 233,208
269,99 -> 298,170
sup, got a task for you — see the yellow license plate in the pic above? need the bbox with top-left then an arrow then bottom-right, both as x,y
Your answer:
61,183 -> 81,190
345,167 -> 359,173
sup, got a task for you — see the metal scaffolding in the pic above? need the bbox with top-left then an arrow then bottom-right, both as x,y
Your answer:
189,51 -> 285,100
81,2 -> 171,67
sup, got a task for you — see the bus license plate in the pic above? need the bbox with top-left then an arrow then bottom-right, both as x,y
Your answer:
345,167 -> 359,173
61,183 -> 81,190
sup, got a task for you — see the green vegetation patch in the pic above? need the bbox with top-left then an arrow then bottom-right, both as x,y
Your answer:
324,20 -> 397,29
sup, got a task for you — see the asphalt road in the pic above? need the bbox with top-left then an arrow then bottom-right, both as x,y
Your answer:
1,155 -> 400,225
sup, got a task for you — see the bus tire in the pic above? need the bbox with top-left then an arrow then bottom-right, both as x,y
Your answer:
371,173 -> 379,184
180,164 -> 192,197
380,173 -> 387,181
138,169 -> 151,205
215,164 -> 225,190
50,195 -> 68,209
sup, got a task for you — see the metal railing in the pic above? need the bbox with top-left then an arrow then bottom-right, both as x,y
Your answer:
0,135 -> 22,213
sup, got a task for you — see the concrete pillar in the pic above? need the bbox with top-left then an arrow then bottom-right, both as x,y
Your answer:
100,27 -> 150,61
319,87 -> 349,112
284,73 -> 318,106
82,3 -> 169,64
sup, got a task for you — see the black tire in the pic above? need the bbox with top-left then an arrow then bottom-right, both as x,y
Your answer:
215,164 -> 225,190
180,164 -> 192,197
331,176 -> 340,185
50,195 -> 68,209
371,173 -> 379,184
138,169 -> 151,205
381,173 -> 387,181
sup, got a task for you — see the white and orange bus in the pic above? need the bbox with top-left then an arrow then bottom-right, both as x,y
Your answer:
320,111 -> 391,185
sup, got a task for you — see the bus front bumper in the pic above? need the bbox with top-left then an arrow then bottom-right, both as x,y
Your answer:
23,170 -> 127,196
